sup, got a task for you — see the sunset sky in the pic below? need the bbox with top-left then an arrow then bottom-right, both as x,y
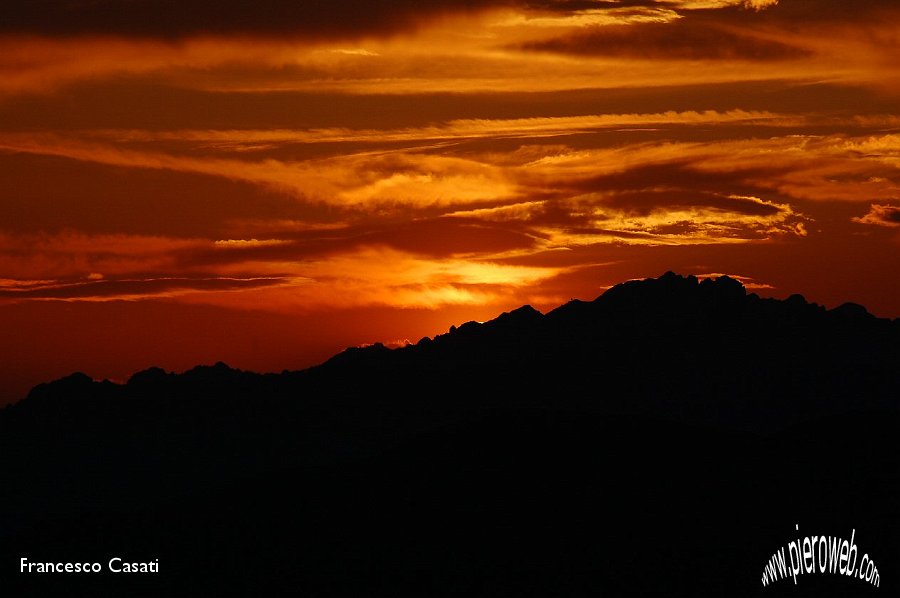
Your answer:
1,0 -> 899,403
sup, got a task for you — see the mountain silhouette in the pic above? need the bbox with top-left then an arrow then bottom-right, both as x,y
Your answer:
2,272 -> 898,597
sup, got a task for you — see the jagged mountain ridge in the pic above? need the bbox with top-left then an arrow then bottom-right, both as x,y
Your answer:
15,271 -> 900,430
3,272 -> 898,597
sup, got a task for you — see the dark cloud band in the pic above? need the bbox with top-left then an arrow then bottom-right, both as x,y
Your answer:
0,0 -> 506,38
0,276 -> 286,300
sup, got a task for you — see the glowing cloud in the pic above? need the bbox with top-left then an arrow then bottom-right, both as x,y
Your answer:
1,0 -> 900,403
853,204 -> 900,228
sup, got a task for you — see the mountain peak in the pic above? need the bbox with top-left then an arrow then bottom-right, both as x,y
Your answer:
596,271 -> 748,316
13,272 -> 898,416
496,303 -> 542,323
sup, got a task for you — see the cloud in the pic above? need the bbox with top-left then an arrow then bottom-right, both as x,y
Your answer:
0,0 -> 506,38
447,193 -> 807,247
234,246 -> 567,310
0,226 -> 563,309
534,135 -> 900,204
0,245 -> 566,311
853,204 -> 900,228
11,129 -> 895,252
4,0 -> 898,99
0,0 -> 783,41
601,190 -> 790,218
0,231 -> 209,280
506,0 -> 900,98
726,0 -> 899,25
0,133 -> 521,210
519,18 -> 808,61
169,219 -> 539,271
742,0 -> 779,10
88,110 -> 788,148
0,275 -> 289,301
1,122 -> 895,316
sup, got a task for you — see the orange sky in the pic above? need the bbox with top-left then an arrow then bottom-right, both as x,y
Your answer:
1,0 -> 899,404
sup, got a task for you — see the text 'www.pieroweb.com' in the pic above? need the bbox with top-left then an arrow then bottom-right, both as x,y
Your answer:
761,525 -> 880,588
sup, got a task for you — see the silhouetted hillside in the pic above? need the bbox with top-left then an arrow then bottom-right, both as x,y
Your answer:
2,273 -> 898,597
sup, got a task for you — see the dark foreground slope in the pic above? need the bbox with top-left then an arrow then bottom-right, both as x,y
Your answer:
2,273 -> 899,597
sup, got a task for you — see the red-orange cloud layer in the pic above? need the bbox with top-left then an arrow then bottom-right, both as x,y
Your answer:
0,0 -> 898,403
